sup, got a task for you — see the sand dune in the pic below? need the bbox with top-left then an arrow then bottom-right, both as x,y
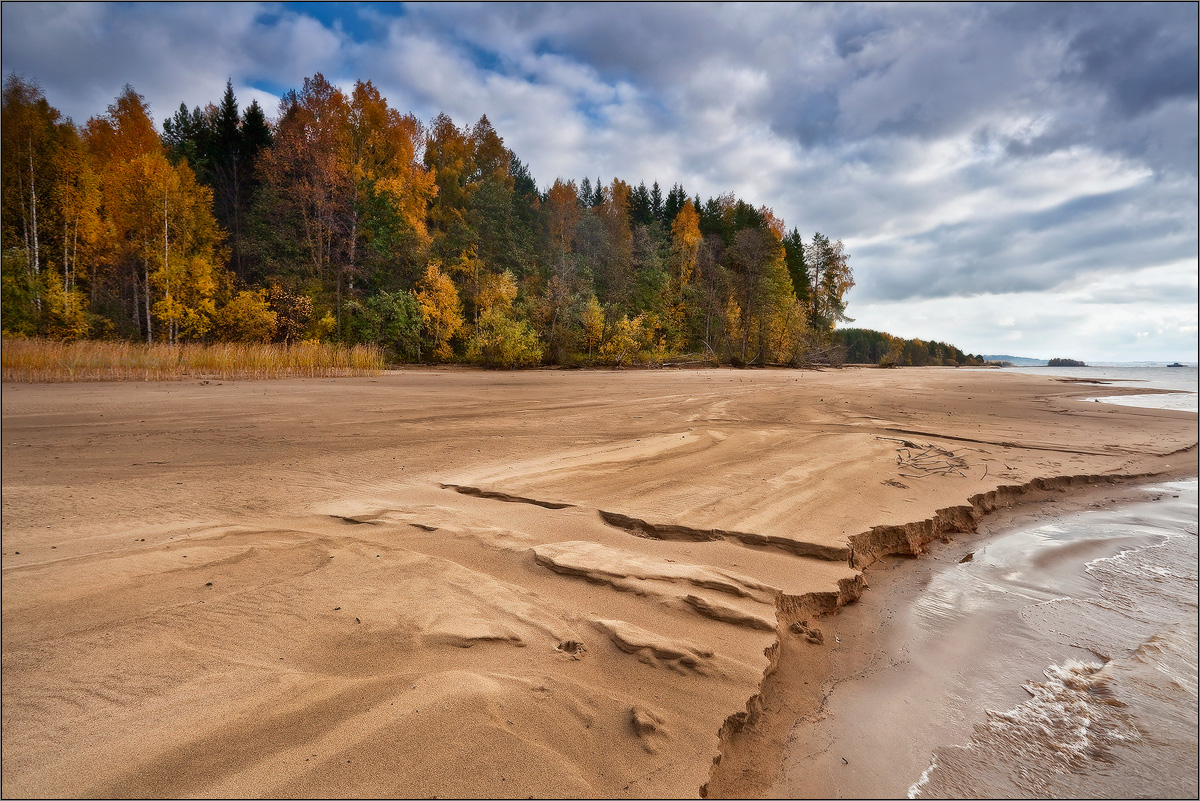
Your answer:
2,367 -> 1195,797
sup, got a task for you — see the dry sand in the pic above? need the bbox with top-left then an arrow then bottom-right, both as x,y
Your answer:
2,366 -> 1196,798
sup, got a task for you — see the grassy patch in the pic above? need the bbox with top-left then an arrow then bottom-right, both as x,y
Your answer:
1,339 -> 385,382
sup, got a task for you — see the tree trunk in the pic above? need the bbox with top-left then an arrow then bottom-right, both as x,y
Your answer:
164,185 -> 171,343
144,263 -> 153,344
29,151 -> 41,313
132,264 -> 140,335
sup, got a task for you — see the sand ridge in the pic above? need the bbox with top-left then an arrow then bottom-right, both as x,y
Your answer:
2,367 -> 1196,797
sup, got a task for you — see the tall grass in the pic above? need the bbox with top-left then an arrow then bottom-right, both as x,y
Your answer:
1,339 -> 385,382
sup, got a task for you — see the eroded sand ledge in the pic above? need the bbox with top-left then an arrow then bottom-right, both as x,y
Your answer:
2,367 -> 1195,798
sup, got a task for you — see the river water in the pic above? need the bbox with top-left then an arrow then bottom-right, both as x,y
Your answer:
775,371 -> 1198,799
909,372 -> 1198,798
908,477 -> 1198,798
997,364 -> 1199,413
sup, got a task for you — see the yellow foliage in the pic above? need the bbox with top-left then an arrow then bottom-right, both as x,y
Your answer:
350,80 -> 437,243
598,313 -> 650,367
41,276 -> 90,341
105,151 -> 226,342
580,295 -> 605,357
312,312 -> 337,341
215,289 -> 278,343
477,269 -> 518,316
670,201 -> 702,286
546,179 -> 581,252
466,307 -> 543,368
415,261 -> 463,361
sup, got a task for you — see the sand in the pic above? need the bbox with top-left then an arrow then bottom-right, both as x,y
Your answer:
2,366 -> 1196,798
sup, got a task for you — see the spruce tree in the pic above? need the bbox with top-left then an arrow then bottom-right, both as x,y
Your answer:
783,227 -> 809,304
650,180 -> 664,222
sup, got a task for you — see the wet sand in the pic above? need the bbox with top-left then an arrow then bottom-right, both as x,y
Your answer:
746,479 -> 1197,799
2,366 -> 1196,798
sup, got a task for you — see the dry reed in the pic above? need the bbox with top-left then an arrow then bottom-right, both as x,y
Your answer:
1,339 -> 385,382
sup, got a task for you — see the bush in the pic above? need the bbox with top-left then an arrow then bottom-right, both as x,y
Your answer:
215,290 -> 278,343
466,308 -> 544,368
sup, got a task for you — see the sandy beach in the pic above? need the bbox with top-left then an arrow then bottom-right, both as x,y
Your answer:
2,366 -> 1196,798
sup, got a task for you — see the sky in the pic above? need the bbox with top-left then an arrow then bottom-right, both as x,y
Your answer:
3,2 -> 1196,362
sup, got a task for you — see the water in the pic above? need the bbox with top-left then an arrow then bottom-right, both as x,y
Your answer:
775,380 -> 1198,799
908,480 -> 1199,798
906,381 -> 1198,798
995,364 -> 1199,413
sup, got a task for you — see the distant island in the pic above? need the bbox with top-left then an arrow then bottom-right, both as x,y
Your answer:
1047,358 -> 1088,367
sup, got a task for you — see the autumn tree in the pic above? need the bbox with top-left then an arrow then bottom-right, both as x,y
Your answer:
545,178 -> 581,257
2,75 -> 64,329
257,74 -> 354,333
414,261 -> 463,361
580,294 -> 605,359
807,232 -> 854,333
593,178 -> 634,308
723,227 -> 793,365
348,78 -> 436,281
669,200 -> 702,288
105,152 -> 225,342
598,312 -> 650,367
424,112 -> 475,258
214,288 -> 277,342
466,268 -> 543,367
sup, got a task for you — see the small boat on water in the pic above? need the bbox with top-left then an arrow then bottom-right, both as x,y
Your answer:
1167,362 -> 1185,368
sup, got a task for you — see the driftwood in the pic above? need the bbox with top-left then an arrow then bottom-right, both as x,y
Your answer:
877,436 -> 971,478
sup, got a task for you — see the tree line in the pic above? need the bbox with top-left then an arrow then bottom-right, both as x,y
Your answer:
3,73 -> 857,367
836,328 -> 985,367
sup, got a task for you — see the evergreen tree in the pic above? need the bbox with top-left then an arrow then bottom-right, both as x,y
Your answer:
240,100 -> 272,161
161,102 -> 211,177
783,227 -> 808,303
663,183 -> 687,225
630,181 -> 653,226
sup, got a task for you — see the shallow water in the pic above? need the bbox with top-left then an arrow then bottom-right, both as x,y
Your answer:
908,478 -> 1198,799
995,364 -> 1199,413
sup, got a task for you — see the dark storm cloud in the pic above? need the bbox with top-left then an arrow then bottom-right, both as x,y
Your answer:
1058,3 -> 1198,118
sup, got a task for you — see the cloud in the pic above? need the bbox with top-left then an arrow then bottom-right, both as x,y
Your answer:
0,2 -> 351,123
1,2 -> 1194,360
851,284 -> 1198,363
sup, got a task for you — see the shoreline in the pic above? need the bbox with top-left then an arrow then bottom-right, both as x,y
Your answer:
704,462 -> 1200,799
3,368 -> 1196,798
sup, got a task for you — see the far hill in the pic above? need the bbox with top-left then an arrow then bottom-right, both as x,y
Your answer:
979,355 -> 1049,366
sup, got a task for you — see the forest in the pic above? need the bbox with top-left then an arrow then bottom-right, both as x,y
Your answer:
836,328 -> 985,367
3,72 -> 863,368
